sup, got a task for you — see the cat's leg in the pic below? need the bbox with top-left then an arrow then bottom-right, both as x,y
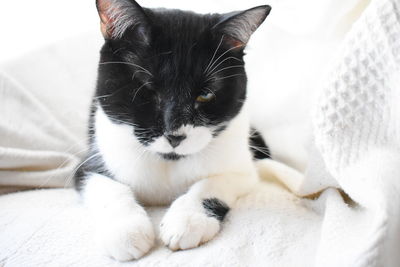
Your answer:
160,171 -> 258,250
83,173 -> 154,261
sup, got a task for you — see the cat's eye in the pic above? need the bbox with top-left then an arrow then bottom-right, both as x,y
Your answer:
196,92 -> 215,103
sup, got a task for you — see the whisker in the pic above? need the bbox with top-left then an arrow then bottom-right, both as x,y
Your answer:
37,141 -> 91,188
208,73 -> 245,82
207,65 -> 244,78
109,118 -> 151,130
100,61 -> 153,77
249,145 -> 270,153
63,152 -> 102,188
249,145 -> 271,157
93,94 -> 113,100
132,70 -> 150,80
204,35 -> 225,74
206,57 -> 243,77
132,81 -> 152,102
205,44 -> 244,75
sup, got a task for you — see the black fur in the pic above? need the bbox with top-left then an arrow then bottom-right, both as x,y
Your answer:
160,152 -> 183,161
249,128 -> 271,160
202,198 -> 230,222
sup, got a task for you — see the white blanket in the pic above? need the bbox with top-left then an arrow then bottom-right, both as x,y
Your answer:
1,0 -> 399,266
311,0 -> 400,265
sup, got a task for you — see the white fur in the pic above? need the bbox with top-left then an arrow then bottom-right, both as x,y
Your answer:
84,174 -> 155,261
83,103 -> 258,260
160,194 -> 221,250
147,125 -> 213,155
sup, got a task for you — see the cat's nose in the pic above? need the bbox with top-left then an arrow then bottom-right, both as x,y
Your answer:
165,134 -> 186,148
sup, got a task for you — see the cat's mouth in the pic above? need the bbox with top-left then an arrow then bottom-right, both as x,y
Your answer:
146,125 -> 214,158
159,152 -> 185,161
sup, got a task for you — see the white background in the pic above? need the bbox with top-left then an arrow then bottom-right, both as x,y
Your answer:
0,1 -> 99,62
0,0 -> 362,63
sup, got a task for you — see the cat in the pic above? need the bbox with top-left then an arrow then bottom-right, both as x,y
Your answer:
75,0 -> 271,261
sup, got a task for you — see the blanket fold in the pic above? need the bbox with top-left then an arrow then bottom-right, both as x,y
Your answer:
0,73 -> 82,188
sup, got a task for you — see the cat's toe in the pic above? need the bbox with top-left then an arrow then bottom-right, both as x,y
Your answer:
97,214 -> 155,261
160,211 -> 220,250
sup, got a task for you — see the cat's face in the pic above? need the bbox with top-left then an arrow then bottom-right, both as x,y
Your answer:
95,0 -> 270,160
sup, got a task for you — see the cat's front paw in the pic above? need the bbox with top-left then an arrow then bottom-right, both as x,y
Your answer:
96,214 -> 155,261
160,207 -> 221,251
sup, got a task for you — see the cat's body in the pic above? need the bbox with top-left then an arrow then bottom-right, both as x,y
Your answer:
75,0 -> 270,261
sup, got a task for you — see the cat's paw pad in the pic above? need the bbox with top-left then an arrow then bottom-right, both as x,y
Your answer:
97,214 -> 155,261
160,210 -> 220,251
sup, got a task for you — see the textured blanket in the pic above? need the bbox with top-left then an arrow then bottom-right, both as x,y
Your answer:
312,0 -> 400,265
1,0 -> 399,266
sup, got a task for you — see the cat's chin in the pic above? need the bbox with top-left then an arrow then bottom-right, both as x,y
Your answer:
159,152 -> 185,161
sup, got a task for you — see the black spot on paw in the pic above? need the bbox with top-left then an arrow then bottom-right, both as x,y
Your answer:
202,198 -> 230,222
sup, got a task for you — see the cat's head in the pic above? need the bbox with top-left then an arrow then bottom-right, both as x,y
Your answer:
95,0 -> 270,160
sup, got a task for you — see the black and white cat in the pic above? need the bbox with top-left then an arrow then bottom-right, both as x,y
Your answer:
75,0 -> 271,261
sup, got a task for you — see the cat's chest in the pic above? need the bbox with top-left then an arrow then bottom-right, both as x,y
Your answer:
94,105 -> 252,205
94,108 -> 212,205
103,148 -> 206,205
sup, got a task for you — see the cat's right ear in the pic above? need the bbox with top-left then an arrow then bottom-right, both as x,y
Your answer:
96,0 -> 150,41
214,5 -> 271,47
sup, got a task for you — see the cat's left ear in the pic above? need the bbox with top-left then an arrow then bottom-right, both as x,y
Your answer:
214,5 -> 271,47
